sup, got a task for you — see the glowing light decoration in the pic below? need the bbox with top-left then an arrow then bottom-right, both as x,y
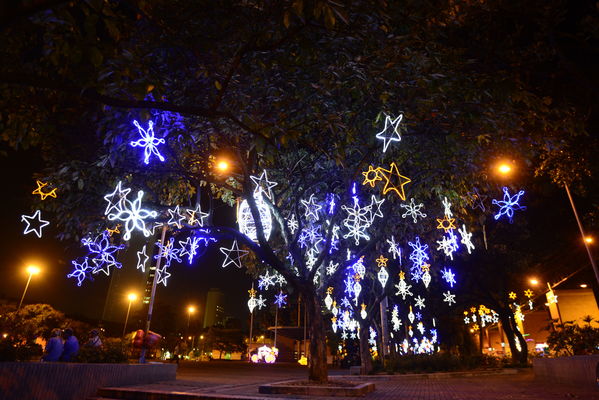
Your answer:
21,210 -> 50,238
414,296 -> 426,309
258,271 -> 276,291
342,197 -> 373,245
376,162 -> 411,200
106,225 -> 120,236
458,224 -> 475,254
156,265 -> 171,286
375,113 -> 403,153
400,198 -> 427,223
301,194 -> 322,221
391,305 -> 402,331
186,204 -> 209,227
179,236 -> 203,264
130,120 -> 165,164
81,231 -> 125,275
508,292 -> 517,300
467,188 -> 488,211
107,190 -> 157,241
443,291 -> 456,306
136,245 -> 149,272
103,181 -> 131,216
250,170 -> 278,200
441,267 -> 456,287
524,289 -> 533,298
362,166 -> 382,187
436,215 -> 456,233
378,266 -> 389,289
375,255 -> 388,267
326,261 -> 339,276
220,240 -> 248,269
32,180 -> 57,200
274,291 -> 287,308
361,303 -> 367,319
238,192 -> 272,242
408,306 -> 415,324
67,258 -> 92,286
367,195 -> 385,224
353,256 -> 366,278
167,205 -> 186,229
395,271 -> 413,300
436,230 -> 459,260
492,187 -> 526,222
256,295 -> 267,310
387,236 -> 402,260
421,270 -> 431,288
287,214 -> 298,235
325,287 -> 334,310
408,237 -> 429,267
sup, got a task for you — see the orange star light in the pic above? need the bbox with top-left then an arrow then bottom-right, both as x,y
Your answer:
248,288 -> 257,298
508,292 -> 517,300
399,271 -> 406,280
362,166 -> 382,188
524,289 -> 533,298
420,263 -> 430,272
107,225 -> 121,236
32,180 -> 57,200
436,215 -> 457,233
375,255 -> 388,267
376,162 -> 411,200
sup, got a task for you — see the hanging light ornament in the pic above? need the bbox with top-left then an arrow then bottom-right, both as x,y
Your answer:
377,265 -> 389,288
238,192 -> 272,242
325,287 -> 334,310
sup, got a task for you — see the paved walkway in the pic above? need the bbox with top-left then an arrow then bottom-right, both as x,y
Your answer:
101,361 -> 599,400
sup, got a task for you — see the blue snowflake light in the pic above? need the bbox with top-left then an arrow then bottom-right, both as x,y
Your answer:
154,237 -> 182,267
441,267 -> 456,287
408,237 -> 429,267
81,230 -> 125,276
492,187 -> 526,222
274,291 -> 288,308
67,258 -> 93,286
130,120 -> 166,164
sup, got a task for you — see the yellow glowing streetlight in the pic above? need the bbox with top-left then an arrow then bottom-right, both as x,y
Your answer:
584,236 -> 594,244
580,284 -> 588,289
18,265 -> 41,312
529,278 -> 539,286
216,160 -> 229,172
123,292 -> 138,337
187,305 -> 196,331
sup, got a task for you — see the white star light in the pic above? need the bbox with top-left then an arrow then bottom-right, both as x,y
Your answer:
386,236 -> 402,260
458,224 -> 475,254
186,204 -> 209,227
220,240 -> 249,268
414,295 -> 426,309
130,120 -> 165,164
107,190 -> 157,241
375,113 -> 403,153
400,198 -> 427,223
167,205 -> 186,229
21,210 -> 50,238
367,195 -> 385,224
136,245 -> 149,272
250,170 -> 278,200
103,181 -> 131,215
179,236 -> 202,264
443,291 -> 456,306
156,265 -> 171,286
301,194 -> 322,221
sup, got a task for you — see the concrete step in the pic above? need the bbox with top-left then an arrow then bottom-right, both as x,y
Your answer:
97,387 -> 264,400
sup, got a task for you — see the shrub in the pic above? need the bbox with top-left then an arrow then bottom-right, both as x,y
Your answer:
0,338 -> 42,361
546,316 -> 599,356
75,337 -> 128,363
385,352 -> 502,373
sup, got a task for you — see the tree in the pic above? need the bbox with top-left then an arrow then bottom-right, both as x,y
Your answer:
1,0 -> 594,382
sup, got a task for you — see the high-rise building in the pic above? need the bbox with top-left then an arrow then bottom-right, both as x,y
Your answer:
203,288 -> 225,328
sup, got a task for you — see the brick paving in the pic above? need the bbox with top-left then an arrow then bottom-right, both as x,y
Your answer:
101,361 -> 599,400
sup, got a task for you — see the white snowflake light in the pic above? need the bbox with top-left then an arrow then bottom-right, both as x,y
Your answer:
326,261 -> 339,276
287,213 -> 298,235
258,271 -> 276,291
441,196 -> 453,218
443,291 -> 456,306
400,198 -> 427,223
441,267 -> 456,288
107,190 -> 157,241
458,224 -> 475,254
414,295 -> 426,309
436,230 -> 459,260
342,197 -> 373,245
21,210 -> 50,238
130,120 -> 165,164
386,236 -> 402,260
375,113 -> 403,153
395,272 -> 413,300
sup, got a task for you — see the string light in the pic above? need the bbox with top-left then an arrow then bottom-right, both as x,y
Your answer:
220,240 -> 249,268
492,187 -> 526,222
287,213 -> 298,235
436,230 -> 459,260
107,190 -> 157,241
342,197 -> 373,245
375,114 -> 403,153
21,210 -> 50,238
32,180 -> 57,200
130,120 -> 165,164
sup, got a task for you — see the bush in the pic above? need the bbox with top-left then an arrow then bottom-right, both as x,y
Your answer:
547,316 -> 599,356
75,338 -> 128,363
385,353 -> 502,374
0,338 -> 42,361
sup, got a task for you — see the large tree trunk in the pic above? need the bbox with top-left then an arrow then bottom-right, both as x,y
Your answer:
499,309 -> 526,364
358,320 -> 373,375
303,289 -> 328,382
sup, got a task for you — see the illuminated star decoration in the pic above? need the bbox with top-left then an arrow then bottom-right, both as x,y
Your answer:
376,162 -> 411,200
400,198 -> 427,223
251,170 -> 278,200
443,291 -> 456,306
508,291 -> 517,300
21,210 -> 50,238
387,236 -> 402,260
186,204 -> 209,227
107,190 -> 157,241
179,236 -> 203,264
136,245 -> 149,272
32,180 -> 57,200
362,166 -> 382,188
441,267 -> 456,288
103,181 -> 131,215
106,225 -> 121,236
220,240 -> 249,268
524,289 -> 534,298
452,226 -> 471,254
467,188 -> 487,212
301,194 -> 322,221
154,237 -> 182,268
274,291 -> 288,308
81,230 -> 125,275
156,265 -> 171,286
375,255 -> 388,267
130,120 -> 165,164
492,187 -> 526,222
167,205 -> 186,229
367,195 -> 385,224
375,113 -> 403,153
436,215 -> 457,233
67,258 -> 93,286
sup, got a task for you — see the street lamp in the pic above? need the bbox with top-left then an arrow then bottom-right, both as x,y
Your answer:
497,162 -> 512,176
187,306 -> 196,330
17,265 -> 41,312
584,236 -> 594,244
123,292 -> 137,337
529,278 -> 539,286
216,160 -> 229,172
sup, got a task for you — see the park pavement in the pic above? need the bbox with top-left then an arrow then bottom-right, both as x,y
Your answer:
96,360 -> 599,400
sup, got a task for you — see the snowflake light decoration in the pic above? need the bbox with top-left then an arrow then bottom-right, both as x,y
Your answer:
32,180 -> 57,200
274,291 -> 287,308
342,197 -> 373,245
408,237 -> 429,267
436,215 -> 456,233
436,230 -> 459,260
443,291 -> 456,306
395,271 -> 413,300
441,267 -> 456,288
375,113 -> 403,153
179,236 -> 204,264
107,190 -> 157,241
386,236 -> 402,260
220,240 -> 248,268
130,120 -> 165,164
400,198 -> 427,223
136,245 -> 149,272
492,187 -> 526,222
154,237 -> 182,268
21,210 -> 50,238
258,271 -> 276,291
458,224 -> 475,254
326,261 -> 339,276
67,258 -> 93,286
81,230 -> 125,275
362,166 -> 382,187
441,197 -> 453,218
256,295 -> 267,310
287,213 -> 298,235
414,295 -> 426,309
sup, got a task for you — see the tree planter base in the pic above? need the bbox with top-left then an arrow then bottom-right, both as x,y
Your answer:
258,380 -> 375,397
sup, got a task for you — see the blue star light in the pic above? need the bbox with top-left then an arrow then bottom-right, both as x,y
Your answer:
492,187 -> 526,222
130,120 -> 166,164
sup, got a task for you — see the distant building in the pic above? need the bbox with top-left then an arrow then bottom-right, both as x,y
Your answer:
203,288 -> 224,328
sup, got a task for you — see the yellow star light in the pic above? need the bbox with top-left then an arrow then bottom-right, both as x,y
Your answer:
436,215 -> 457,233
361,303 -> 367,311
376,162 -> 411,200
354,273 -> 361,282
107,225 -> 121,236
326,287 -> 334,295
463,311 -> 469,315
524,289 -> 533,298
32,180 -> 57,200
470,307 -> 477,313
362,166 -> 382,188
420,263 -> 430,272
399,271 -> 406,280
508,292 -> 517,300
375,255 -> 388,267
248,288 -> 257,298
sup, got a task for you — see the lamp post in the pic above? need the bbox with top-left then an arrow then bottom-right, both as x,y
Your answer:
17,265 -> 40,312
123,293 -> 137,337
187,306 -> 196,331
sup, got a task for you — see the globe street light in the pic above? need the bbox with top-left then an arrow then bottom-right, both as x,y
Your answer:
123,292 -> 137,337
17,265 -> 41,312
